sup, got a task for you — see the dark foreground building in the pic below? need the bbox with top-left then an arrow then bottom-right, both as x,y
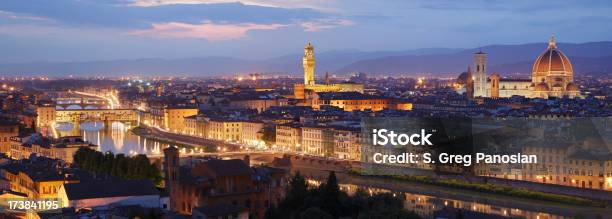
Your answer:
164,147 -> 286,218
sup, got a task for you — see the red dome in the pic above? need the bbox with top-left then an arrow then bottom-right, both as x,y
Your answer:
532,36 -> 573,77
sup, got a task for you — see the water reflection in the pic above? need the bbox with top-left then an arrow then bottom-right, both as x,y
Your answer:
55,121 -> 176,156
305,179 -> 570,219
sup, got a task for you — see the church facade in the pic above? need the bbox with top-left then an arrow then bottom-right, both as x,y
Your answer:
470,36 -> 580,99
294,43 -> 364,99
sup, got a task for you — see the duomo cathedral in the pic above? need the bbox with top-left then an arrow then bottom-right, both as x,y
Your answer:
461,35 -> 580,99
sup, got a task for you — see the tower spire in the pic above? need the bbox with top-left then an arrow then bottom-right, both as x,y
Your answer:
548,34 -> 556,49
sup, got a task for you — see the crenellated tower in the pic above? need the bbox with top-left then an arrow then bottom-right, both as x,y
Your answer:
303,42 -> 315,85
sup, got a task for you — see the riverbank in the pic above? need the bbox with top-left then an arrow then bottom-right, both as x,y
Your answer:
131,126 -> 201,149
347,170 -> 606,207
131,125 -> 611,213
293,167 -> 612,219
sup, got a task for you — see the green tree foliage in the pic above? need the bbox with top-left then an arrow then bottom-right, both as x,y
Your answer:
262,125 -> 276,146
73,147 -> 162,184
267,171 -> 421,219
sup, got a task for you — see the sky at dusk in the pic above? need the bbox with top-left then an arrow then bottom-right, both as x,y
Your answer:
1,0 -> 611,63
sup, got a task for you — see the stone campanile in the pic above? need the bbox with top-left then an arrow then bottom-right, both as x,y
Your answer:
303,42 -> 315,85
163,146 -> 179,210
473,51 -> 488,97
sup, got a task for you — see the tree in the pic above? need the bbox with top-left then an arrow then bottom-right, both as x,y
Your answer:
315,171 -> 343,218
262,125 -> 276,146
72,147 -> 161,184
282,171 -> 308,210
299,207 -> 333,219
265,171 -> 422,219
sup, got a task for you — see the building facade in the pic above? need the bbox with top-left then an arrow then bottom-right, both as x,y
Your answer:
163,147 -> 286,218
275,123 -> 302,152
333,128 -> 361,161
302,126 -> 335,156
470,36 -> 580,99
312,92 -> 391,112
294,43 -> 364,99
0,120 -> 19,154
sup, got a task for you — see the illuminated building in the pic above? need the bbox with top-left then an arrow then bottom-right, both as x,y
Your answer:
241,121 -> 264,146
0,120 -> 19,154
301,126 -> 334,156
0,158 -> 82,199
469,35 -> 580,99
184,115 -> 198,136
275,123 -> 302,152
303,43 -> 315,86
333,127 -> 361,161
185,116 -> 264,144
149,105 -> 198,133
205,118 -> 242,141
9,136 -> 97,163
36,103 -> 56,132
522,143 -> 612,190
311,92 -> 391,112
294,43 -> 364,99
166,107 -> 198,133
473,51 -> 488,97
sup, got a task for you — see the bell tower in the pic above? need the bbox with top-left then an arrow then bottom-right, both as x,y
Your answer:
473,50 -> 488,97
163,146 -> 179,210
303,42 -> 315,85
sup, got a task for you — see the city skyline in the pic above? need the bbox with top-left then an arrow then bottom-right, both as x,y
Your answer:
1,0 -> 612,63
1,2 -> 612,219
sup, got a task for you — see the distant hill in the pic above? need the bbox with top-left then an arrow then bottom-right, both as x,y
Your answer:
335,42 -> 612,76
0,42 -> 611,77
488,55 -> 612,76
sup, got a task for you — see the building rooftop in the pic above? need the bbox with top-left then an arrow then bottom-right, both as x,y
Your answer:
317,92 -> 386,100
63,180 -> 159,200
200,159 -> 252,177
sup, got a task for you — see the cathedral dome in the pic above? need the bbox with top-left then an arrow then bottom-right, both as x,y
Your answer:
534,82 -> 549,91
566,83 -> 579,91
532,36 -> 573,78
456,72 -> 468,84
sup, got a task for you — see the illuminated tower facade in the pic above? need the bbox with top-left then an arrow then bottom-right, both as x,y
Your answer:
303,42 -> 315,85
473,51 -> 488,97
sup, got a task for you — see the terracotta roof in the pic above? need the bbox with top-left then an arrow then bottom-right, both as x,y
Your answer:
202,159 -> 251,177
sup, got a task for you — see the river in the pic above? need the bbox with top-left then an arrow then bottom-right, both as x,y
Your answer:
54,121 -> 609,219
54,121 -> 189,156
299,168 -> 611,219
